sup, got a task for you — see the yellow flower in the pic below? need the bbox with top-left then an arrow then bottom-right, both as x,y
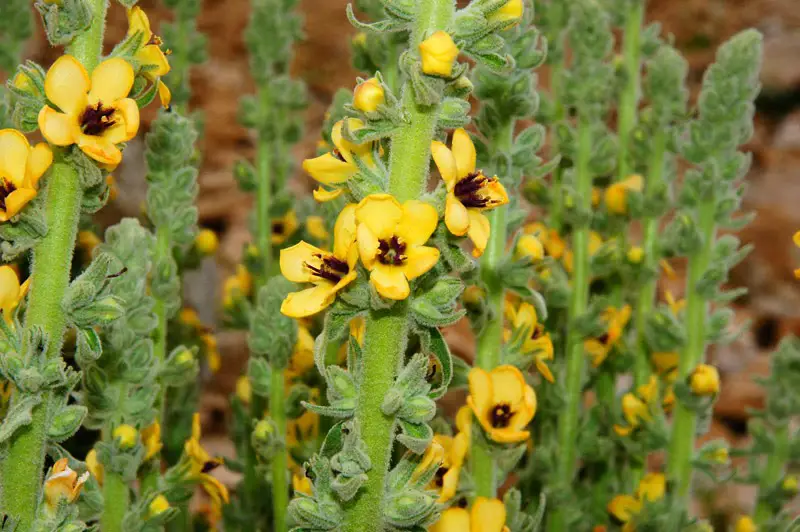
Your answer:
505,301 -> 555,383
353,77 -> 385,112
44,458 -> 90,509
735,516 -> 757,532
627,246 -> 644,264
113,424 -> 138,449
607,494 -> 641,532
455,405 -> 473,448
463,285 -> 485,307
605,174 -> 643,215
489,0 -> 524,23
428,433 -> 468,502
286,325 -> 315,380
0,129 -> 52,221
287,408 -> 320,450
467,365 -> 537,444
303,119 -> 375,202
272,210 -> 299,245
429,497 -> 510,532
419,31 -> 459,77
184,414 -> 230,510
39,55 -> 139,166
281,205 -> 358,317
614,376 -> 658,437
515,234 -> 544,262
195,228 -> 218,255
431,129 -> 509,258
350,316 -> 365,345
688,364 -> 720,396
585,305 -> 632,367
636,473 -> 666,502
355,194 -> 440,300
141,421 -> 163,461
78,230 -> 101,255
794,232 -> 800,279
783,474 -> 799,495
664,290 -> 686,314
223,265 -> 253,308
235,376 -> 252,404
524,222 -> 567,260
148,495 -> 171,517
292,473 -> 313,495
85,449 -> 104,486
305,215 -> 329,242
0,265 -> 30,325
201,333 -> 221,373
126,6 -> 171,108
651,351 -> 679,375
412,440 -> 445,482
179,307 -> 202,328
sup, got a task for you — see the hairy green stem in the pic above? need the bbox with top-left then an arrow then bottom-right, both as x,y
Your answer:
616,1 -> 644,182
754,423 -> 790,524
548,61 -> 566,231
270,367 -> 288,532
100,472 -> 130,532
667,201 -> 716,500
633,129 -> 666,387
1,0 -> 105,524
344,4 -> 454,528
549,116 -> 593,532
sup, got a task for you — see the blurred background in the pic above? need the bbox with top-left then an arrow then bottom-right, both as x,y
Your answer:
4,0 -> 800,520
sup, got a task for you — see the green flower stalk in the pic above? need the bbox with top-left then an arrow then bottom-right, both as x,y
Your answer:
0,0 -> 106,527
666,29 -> 762,502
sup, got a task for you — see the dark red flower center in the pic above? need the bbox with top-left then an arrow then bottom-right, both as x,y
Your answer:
433,466 -> 449,488
0,179 -> 16,212
272,221 -> 285,235
377,235 -> 406,266
80,102 -> 116,136
531,325 -> 544,340
306,253 -> 349,284
454,171 -> 500,209
490,403 -> 514,428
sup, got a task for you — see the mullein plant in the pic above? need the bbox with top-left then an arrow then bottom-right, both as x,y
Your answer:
225,0 -> 308,530
280,0 -> 547,531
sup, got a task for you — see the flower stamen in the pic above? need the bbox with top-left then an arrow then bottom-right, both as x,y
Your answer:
454,172 -> 501,209
0,179 -> 17,212
80,102 -> 116,136
305,254 -> 349,284
490,403 -> 514,428
377,236 -> 407,266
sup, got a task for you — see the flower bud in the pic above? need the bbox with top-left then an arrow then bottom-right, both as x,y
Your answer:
516,234 -> 544,261
149,495 -> 171,517
77,231 -> 101,254
179,307 -> 202,328
253,419 -> 274,442
688,364 -> 720,396
627,246 -> 644,264
113,424 -> 138,449
605,174 -> 643,215
783,474 -> 799,496
353,78 -> 385,113
293,473 -> 313,495
236,376 -> 252,405
85,449 -> 104,486
419,31 -> 459,77
489,0 -> 524,24
195,229 -> 219,255
44,458 -> 89,509
735,516 -> 757,532
462,285 -> 485,307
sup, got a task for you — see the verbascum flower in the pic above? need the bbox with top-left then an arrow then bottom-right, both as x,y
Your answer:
127,6 -> 171,107
689,364 -> 720,396
353,77 -> 385,112
0,265 -> 30,325
179,307 -> 202,328
505,301 -> 555,383
281,205 -> 358,317
607,494 -> 640,532
467,365 -> 537,444
605,174 -> 643,215
195,228 -> 218,255
85,449 -> 104,485
411,440 -> 445,482
39,55 -> 139,166
515,234 -> 544,262
305,215 -> 329,243
651,351 -> 679,375
455,405 -> 472,448
141,421 -> 163,461
0,129 -> 52,221
431,129 -> 509,257
636,473 -> 666,502
286,325 -> 315,380
148,495 -> 171,517
735,516 -> 757,532
614,376 -> 658,436
235,376 -> 252,404
355,194 -> 440,300
184,414 -> 230,511
44,458 -> 89,509
585,305 -> 632,367
429,497 -> 510,532
223,265 -> 253,308
292,473 -> 313,495
201,333 -> 221,373
524,222 -> 566,260
419,31 -> 459,77
113,424 -> 138,449
287,408 -> 320,451
303,119 -> 375,202
272,210 -> 299,245
783,474 -> 799,495
489,0 -> 524,24
428,433 -> 468,502
627,246 -> 644,264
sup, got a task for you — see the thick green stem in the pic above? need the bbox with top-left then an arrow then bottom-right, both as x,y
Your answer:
270,367 -> 288,532
344,309 -> 408,532
633,129 -> 666,387
0,161 -> 83,529
549,116 -> 593,532
754,423 -> 790,524
65,0 -> 107,73
100,472 -> 130,532
616,1 -> 644,183
667,201 -> 716,500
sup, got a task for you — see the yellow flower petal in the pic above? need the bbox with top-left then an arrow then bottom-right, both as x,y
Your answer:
4,188 -> 37,219
355,194 -> 403,240
535,358 -> 555,383
357,222 -> 380,270
332,204 -> 357,259
44,55 -> 90,115
313,186 -> 343,202
156,79 -> 172,108
0,130 -> 30,187
467,210 -> 491,258
445,193 -> 470,236
608,495 -> 641,524
431,140 -> 459,188
452,128 -> 476,177
77,135 -> 122,165
89,58 -> 135,105
281,284 -> 337,318
430,507 -> 470,532
108,98 -> 140,143
419,31 -> 459,77
303,153 -> 355,185
467,367 -> 492,419
471,498 -> 508,532
25,143 -> 53,188
396,200 -> 438,246
127,6 -> 152,43
280,242 -> 327,283
370,264 -> 410,300
38,107 -> 76,146
402,246 -> 440,280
